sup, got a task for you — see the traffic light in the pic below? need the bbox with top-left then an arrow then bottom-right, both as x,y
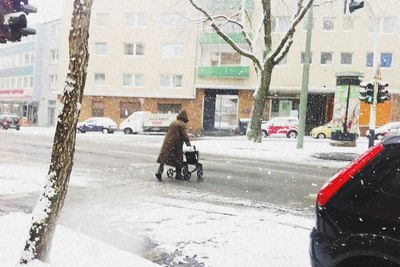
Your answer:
359,82 -> 374,104
349,0 -> 364,13
377,82 -> 390,103
0,0 -> 37,43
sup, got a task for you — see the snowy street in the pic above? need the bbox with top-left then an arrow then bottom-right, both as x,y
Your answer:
0,128 -> 369,266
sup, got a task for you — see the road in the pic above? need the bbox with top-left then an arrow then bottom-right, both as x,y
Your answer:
0,129 -> 340,265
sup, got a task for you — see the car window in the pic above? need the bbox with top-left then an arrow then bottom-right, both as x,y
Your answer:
273,120 -> 286,126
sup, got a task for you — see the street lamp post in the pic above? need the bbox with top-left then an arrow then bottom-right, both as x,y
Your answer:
297,6 -> 313,149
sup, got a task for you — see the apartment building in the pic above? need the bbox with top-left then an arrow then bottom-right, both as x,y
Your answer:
35,19 -> 62,127
0,19 -> 61,126
58,0 -> 203,132
0,37 -> 36,123
58,0 -> 400,134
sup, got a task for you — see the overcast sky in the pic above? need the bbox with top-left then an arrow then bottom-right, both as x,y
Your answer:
28,0 -> 63,24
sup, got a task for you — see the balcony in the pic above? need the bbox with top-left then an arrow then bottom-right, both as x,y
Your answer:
197,66 -> 250,78
199,32 -> 248,44
199,0 -> 255,11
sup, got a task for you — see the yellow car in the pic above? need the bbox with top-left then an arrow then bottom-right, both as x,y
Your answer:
310,122 -> 332,139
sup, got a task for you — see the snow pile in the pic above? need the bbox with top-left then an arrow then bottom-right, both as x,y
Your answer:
0,163 -> 92,196
0,213 -> 158,267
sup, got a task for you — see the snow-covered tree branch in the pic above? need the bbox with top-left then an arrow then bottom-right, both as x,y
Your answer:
189,0 -> 313,142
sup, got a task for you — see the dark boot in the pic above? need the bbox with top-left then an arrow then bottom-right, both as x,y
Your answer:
155,164 -> 164,181
175,167 -> 182,180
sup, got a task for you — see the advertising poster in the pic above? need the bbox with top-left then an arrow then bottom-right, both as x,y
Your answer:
332,84 -> 360,136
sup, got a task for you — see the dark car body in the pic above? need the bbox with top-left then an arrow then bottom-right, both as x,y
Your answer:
77,117 -> 117,134
0,114 -> 20,130
310,136 -> 400,267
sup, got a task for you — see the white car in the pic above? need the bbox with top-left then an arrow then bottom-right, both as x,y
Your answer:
77,117 -> 117,134
366,122 -> 400,140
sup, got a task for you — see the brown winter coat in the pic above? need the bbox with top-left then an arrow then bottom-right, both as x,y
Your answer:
157,110 -> 191,168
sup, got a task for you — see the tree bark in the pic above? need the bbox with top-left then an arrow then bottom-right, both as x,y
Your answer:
20,0 -> 93,263
246,64 -> 273,143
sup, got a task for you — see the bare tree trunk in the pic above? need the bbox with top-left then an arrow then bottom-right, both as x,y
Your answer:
246,64 -> 273,143
20,0 -> 93,263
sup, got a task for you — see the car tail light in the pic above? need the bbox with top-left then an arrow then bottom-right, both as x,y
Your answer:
317,143 -> 383,207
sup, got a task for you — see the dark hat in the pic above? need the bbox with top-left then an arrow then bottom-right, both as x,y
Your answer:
177,109 -> 189,123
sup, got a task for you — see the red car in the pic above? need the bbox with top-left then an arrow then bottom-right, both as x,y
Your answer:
0,114 -> 21,130
262,117 -> 299,138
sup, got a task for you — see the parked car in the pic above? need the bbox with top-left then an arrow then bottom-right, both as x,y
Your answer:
310,122 -> 332,139
0,113 -> 20,130
119,111 -> 177,134
77,117 -> 117,134
261,117 -> 298,138
238,118 -> 269,136
366,121 -> 400,140
310,136 -> 400,267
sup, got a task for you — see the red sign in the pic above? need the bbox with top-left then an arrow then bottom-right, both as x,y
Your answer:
0,89 -> 31,100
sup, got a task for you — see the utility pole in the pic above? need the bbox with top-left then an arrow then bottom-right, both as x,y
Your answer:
297,6 -> 313,149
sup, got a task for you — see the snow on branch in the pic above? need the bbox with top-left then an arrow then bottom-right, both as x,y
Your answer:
189,0 -> 262,70
269,0 -> 313,64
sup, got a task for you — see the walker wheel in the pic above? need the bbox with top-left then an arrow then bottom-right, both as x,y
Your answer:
167,169 -> 174,178
196,167 -> 203,181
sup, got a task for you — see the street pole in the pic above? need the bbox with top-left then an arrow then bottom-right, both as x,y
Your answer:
366,2 -> 379,148
297,6 -> 313,149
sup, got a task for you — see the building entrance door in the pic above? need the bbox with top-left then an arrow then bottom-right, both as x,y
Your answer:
203,89 -> 239,134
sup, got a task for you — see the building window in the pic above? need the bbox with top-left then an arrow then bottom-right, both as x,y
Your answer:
323,17 -> 335,30
97,13 -> 109,27
272,16 -> 291,32
158,103 -> 182,114
124,43 -> 145,56
10,77 -> 15,89
210,52 -> 241,66
366,52 -> 373,67
161,44 -> 185,58
381,53 -> 393,68
342,17 -> 355,31
120,102 -> 140,118
366,52 -> 393,68
91,101 -> 104,117
23,77 -> 28,88
122,73 -> 144,87
161,13 -> 186,28
301,52 -> 312,64
50,23 -> 59,37
50,49 -> 59,63
49,74 -> 58,90
160,74 -> 183,88
24,53 -> 30,65
125,13 -> 146,27
29,76 -> 33,88
341,53 -> 353,65
320,52 -> 333,64
95,42 -> 108,55
369,17 -> 396,33
94,73 -> 106,85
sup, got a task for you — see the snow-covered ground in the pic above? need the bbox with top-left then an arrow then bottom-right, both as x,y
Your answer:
0,126 -> 369,266
0,213 -> 158,267
17,126 -> 370,168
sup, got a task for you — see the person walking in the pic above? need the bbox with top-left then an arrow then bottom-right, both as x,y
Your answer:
155,109 -> 191,181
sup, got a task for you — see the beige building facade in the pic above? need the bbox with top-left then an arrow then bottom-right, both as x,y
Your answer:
58,0 -> 400,134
